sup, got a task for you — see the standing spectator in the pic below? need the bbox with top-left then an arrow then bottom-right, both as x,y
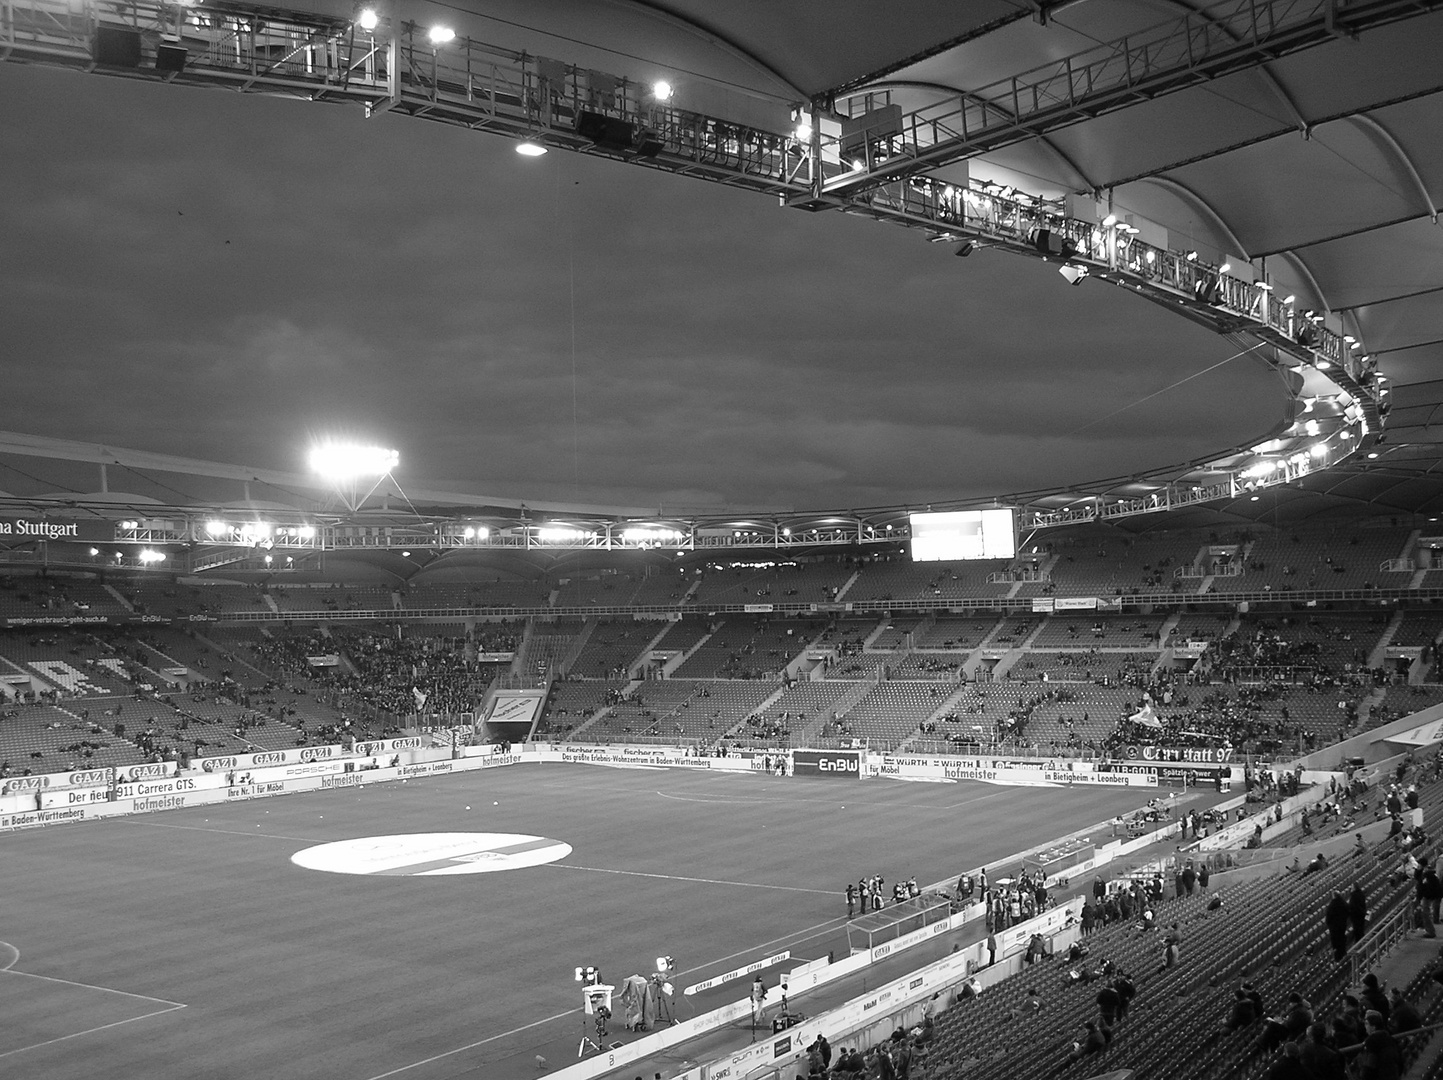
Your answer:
1198,862 -> 1210,890
1349,883 -> 1369,943
1353,1010 -> 1402,1080
1360,974 -> 1391,1023
1387,988 -> 1420,1034
1113,972 -> 1135,1020
1299,1021 -> 1346,1080
1181,862 -> 1197,896
1265,1042 -> 1308,1080
1325,893 -> 1351,959
1420,862 -> 1443,927
1096,981 -> 1121,1027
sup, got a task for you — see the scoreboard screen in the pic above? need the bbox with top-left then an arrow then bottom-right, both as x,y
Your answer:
909,509 -> 1016,562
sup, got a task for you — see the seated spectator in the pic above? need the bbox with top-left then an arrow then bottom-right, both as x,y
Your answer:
1067,1020 -> 1108,1061
1226,988 -> 1257,1031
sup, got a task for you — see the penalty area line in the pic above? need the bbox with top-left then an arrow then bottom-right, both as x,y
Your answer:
0,999 -> 186,1061
360,1006 -> 581,1080
543,862 -> 837,896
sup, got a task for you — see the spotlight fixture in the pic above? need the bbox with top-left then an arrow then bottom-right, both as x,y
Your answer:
1058,263 -> 1088,286
515,141 -> 548,157
427,25 -> 454,44
357,7 -> 378,30
651,80 -> 673,101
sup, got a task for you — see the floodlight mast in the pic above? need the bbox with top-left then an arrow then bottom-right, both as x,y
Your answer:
308,442 -> 400,513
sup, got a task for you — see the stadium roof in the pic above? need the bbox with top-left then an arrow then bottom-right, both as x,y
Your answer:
3,0 -> 1443,526
436,0 -> 1443,520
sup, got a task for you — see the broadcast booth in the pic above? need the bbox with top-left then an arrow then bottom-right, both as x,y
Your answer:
845,894 -> 951,955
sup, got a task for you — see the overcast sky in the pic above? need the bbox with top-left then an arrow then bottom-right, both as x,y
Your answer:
0,61 -> 1286,514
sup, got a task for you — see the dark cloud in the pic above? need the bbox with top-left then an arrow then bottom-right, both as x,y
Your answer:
0,62 -> 1283,512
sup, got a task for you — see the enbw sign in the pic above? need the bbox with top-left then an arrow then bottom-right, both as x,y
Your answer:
793,749 -> 861,780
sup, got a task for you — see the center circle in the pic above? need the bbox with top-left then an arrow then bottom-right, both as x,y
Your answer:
290,832 -> 572,876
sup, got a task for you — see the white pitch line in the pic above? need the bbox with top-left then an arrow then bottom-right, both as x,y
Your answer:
545,862 -> 838,896
358,912 -> 851,1080
0,943 -> 17,972
0,968 -> 187,1008
359,1005 -> 582,1080
0,1002 -> 186,1061
119,818 -> 320,843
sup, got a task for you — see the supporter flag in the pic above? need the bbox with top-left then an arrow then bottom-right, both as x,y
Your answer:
1129,702 -> 1162,729
412,686 -> 428,710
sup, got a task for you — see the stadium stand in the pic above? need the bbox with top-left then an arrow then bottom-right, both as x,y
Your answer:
847,557 -> 1012,602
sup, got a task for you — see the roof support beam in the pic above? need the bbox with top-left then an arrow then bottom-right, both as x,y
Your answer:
1138,175 -> 1251,259
807,0 -> 1443,202
1345,114 -> 1439,223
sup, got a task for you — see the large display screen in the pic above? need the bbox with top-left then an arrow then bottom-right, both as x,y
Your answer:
909,509 -> 1016,562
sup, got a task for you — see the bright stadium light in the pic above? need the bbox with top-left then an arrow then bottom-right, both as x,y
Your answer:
309,442 -> 399,481
428,25 -> 454,44
651,80 -> 673,101
298,525 -> 316,539
357,7 -> 378,30
516,141 -> 548,157
205,519 -> 227,537
138,548 -> 166,564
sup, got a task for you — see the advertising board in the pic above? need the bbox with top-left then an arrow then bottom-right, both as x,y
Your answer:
792,749 -> 861,779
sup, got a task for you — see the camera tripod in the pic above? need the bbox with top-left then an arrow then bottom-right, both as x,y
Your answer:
578,1007 -> 609,1057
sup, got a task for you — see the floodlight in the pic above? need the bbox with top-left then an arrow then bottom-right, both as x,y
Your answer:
515,141 -> 547,157
309,443 -> 399,481
651,80 -> 673,101
1101,214 -> 1117,228
120,520 -> 138,530
357,8 -> 378,30
1281,294 -> 1296,305
205,519 -> 227,537
263,554 -> 273,565
463,527 -> 475,539
298,525 -> 315,539
428,25 -> 454,44
1185,250 -> 1198,261
139,549 -> 166,564
1219,262 -> 1231,274
793,122 -> 812,141
89,547 -> 99,557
